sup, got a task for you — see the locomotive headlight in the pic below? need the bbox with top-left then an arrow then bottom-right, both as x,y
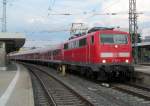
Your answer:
102,59 -> 106,63
125,59 -> 129,63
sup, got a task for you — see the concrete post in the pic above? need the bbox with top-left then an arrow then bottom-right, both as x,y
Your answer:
56,65 -> 61,73
62,65 -> 66,76
0,42 -> 7,70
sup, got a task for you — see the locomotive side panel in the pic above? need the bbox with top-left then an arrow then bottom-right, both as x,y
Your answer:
63,37 -> 89,63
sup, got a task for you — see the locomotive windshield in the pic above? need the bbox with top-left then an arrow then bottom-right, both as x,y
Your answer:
100,34 -> 128,44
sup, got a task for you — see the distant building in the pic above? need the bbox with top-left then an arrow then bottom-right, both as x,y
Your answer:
143,36 -> 150,42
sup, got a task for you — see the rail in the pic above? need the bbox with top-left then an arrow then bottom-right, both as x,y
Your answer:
25,63 -> 94,106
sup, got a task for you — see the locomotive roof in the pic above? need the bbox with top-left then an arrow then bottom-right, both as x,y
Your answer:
66,29 -> 128,43
87,27 -> 114,33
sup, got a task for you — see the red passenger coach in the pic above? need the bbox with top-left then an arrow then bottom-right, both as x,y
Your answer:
9,27 -> 134,81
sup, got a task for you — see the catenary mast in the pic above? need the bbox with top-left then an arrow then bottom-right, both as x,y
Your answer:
129,0 -> 138,63
2,0 -> 7,32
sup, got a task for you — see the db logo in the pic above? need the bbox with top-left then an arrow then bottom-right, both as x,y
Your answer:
113,59 -> 119,63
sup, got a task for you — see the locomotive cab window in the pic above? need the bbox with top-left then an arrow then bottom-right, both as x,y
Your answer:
100,34 -> 128,44
79,38 -> 87,47
48,52 -> 51,56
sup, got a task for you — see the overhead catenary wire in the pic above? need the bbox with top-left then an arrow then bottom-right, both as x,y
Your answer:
81,0 -> 121,20
47,0 -> 121,16
47,0 -> 144,19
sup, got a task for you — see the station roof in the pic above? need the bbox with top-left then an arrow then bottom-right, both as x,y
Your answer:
136,42 -> 150,48
0,32 -> 25,53
137,42 -> 150,47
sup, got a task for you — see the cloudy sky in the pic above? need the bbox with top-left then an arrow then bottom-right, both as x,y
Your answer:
3,0 -> 150,47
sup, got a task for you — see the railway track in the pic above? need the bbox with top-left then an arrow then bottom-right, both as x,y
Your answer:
26,64 -> 94,106
35,64 -> 150,106
21,62 -> 150,106
30,72 -> 53,106
112,83 -> 150,101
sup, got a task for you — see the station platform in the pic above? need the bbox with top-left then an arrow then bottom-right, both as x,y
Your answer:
135,64 -> 150,75
0,63 -> 34,106
134,64 -> 150,86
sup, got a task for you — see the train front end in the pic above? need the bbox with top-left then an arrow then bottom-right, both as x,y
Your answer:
98,30 -> 134,81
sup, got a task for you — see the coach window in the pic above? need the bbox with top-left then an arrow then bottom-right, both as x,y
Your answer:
64,43 -> 68,49
48,52 -> 51,56
91,36 -> 94,44
79,38 -> 86,47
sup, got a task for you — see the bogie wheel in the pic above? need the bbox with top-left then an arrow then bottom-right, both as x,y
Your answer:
80,69 -> 86,76
86,70 -> 95,80
57,65 -> 62,73
97,70 -> 108,81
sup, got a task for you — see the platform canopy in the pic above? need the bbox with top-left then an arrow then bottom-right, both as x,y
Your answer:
137,42 -> 150,47
0,32 -> 25,53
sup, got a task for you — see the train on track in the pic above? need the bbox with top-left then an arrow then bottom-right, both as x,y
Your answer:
9,27 -> 134,81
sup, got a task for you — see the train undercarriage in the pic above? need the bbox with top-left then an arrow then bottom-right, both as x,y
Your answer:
14,59 -> 134,82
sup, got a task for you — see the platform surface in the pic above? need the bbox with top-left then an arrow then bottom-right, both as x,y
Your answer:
135,64 -> 150,74
0,63 -> 34,106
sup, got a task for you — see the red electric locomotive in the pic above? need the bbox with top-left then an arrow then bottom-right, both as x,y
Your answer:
9,27 -> 134,81
62,27 -> 133,80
